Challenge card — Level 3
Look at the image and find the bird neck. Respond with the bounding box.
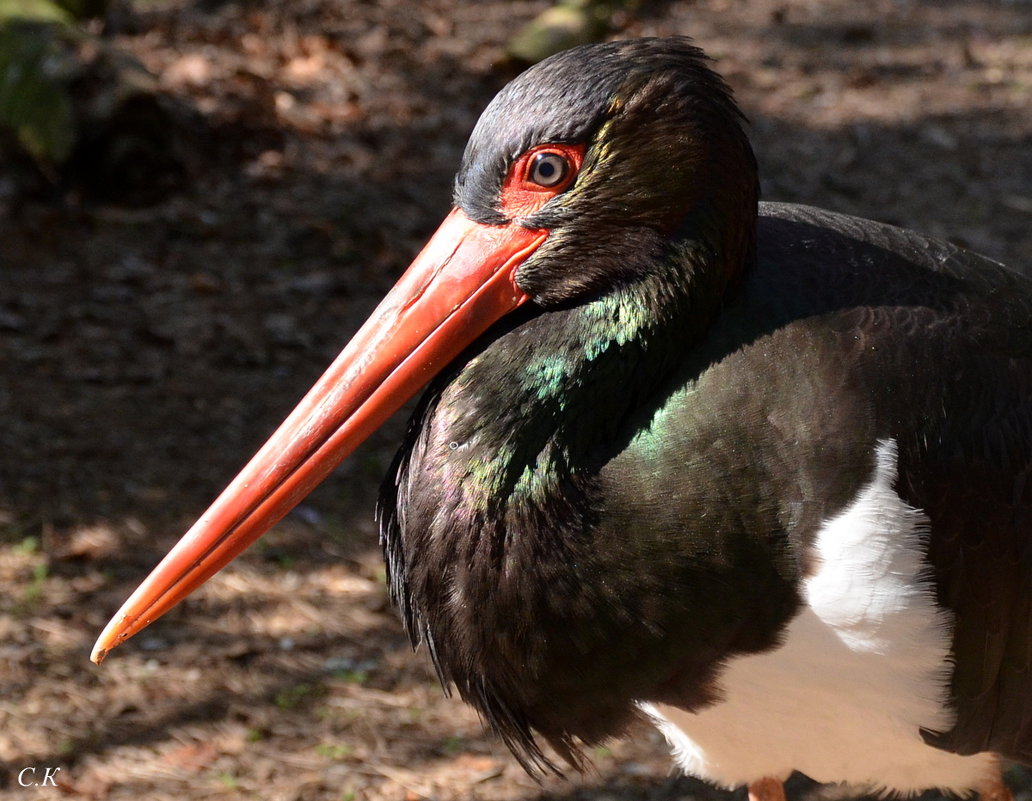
[379,236,747,771]
[458,237,729,494]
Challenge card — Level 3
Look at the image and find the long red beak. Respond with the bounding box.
[91,208,545,664]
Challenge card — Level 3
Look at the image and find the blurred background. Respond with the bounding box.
[1,0,1030,798]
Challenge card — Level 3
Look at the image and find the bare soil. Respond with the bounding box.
[1,1,1031,799]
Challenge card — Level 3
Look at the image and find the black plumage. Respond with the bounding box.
[380,198,1032,772]
[378,39,1032,782]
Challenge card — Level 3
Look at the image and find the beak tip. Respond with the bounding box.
[90,643,108,665]
[91,612,130,665]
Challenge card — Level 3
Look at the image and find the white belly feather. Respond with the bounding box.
[640,440,996,795]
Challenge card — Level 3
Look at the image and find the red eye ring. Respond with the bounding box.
[499,143,585,218]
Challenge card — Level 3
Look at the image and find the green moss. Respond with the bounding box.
[316,742,353,760]
[0,0,72,24]
[0,19,75,162]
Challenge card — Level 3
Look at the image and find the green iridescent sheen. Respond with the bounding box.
[522,351,573,399]
[582,292,651,361]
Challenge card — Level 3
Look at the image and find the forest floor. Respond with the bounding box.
[2,0,1031,799]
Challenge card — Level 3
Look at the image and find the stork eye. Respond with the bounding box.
[499,143,583,217]
[528,152,570,188]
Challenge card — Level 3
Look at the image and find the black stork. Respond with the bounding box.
[92,38,1032,801]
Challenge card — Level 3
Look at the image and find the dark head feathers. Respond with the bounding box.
[454,37,749,227]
